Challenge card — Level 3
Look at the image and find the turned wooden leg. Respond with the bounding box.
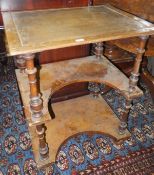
[36,124,49,160]
[119,99,132,134]
[15,55,26,73]
[24,54,43,121]
[129,35,149,92]
[88,0,93,6]
[88,42,104,97]
[23,53,49,161]
[95,42,103,59]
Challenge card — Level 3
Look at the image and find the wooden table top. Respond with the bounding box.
[2,5,154,56]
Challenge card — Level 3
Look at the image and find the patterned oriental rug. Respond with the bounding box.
[0,59,154,175]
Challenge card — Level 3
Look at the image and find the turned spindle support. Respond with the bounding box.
[119,99,132,134]
[120,35,149,134]
[129,35,149,92]
[23,53,49,161]
[88,42,104,97]
[36,124,49,160]
[15,55,26,73]
[95,42,103,59]
[88,0,93,6]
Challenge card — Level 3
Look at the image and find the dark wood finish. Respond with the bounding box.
[0,0,89,24]
[0,15,3,25]
[94,0,154,22]
[0,28,5,52]
[112,36,154,57]
[51,82,89,103]
[103,42,135,76]
[0,0,88,11]
[39,45,90,64]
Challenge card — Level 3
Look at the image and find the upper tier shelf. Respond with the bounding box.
[2,5,154,56]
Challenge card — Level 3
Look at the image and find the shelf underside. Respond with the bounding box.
[29,95,130,167]
[15,55,142,126]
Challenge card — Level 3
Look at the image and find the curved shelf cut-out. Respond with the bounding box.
[48,81,107,119]
[29,94,131,163]
[15,55,142,125]
[42,55,142,99]
[15,54,135,164]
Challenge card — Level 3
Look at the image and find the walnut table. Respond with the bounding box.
[2,5,154,168]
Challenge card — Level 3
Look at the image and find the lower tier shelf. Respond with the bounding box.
[29,95,130,167]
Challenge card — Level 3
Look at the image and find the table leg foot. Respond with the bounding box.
[23,53,49,167]
[119,99,132,135]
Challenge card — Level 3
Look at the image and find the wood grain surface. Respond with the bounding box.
[2,5,154,56]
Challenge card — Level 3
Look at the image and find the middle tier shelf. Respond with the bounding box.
[15,55,142,126]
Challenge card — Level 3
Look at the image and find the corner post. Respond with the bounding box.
[15,55,26,73]
[95,42,103,59]
[119,99,132,134]
[129,35,149,92]
[88,42,104,97]
[23,53,49,161]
